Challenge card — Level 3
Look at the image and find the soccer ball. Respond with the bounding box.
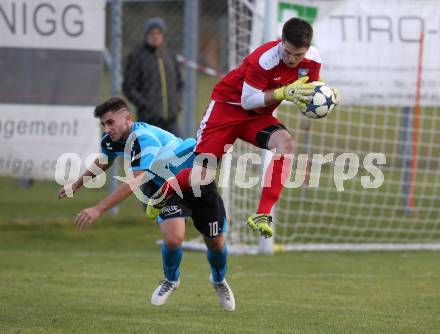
[301,82,335,119]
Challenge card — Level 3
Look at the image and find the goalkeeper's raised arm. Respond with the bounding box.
[240,76,315,111]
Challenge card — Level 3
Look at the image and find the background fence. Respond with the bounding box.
[105,0,229,136]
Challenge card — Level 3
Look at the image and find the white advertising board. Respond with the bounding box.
[0,0,105,51]
[0,104,100,179]
[276,0,440,106]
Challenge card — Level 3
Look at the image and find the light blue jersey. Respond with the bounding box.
[101,122,195,186]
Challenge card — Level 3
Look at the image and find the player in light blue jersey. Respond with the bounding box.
[58,97,235,311]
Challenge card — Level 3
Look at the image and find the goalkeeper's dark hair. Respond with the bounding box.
[282,17,313,48]
[94,97,129,118]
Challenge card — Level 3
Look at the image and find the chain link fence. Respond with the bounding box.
[105,0,229,136]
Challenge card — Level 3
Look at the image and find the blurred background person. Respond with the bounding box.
[123,17,183,136]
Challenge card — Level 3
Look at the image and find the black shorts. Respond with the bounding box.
[157,182,227,238]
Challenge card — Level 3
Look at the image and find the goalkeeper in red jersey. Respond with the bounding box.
[148,18,341,238]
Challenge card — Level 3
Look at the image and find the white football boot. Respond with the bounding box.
[151,278,180,306]
[210,275,236,311]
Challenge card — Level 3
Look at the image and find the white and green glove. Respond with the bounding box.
[332,87,342,106]
[273,76,315,109]
[319,77,342,107]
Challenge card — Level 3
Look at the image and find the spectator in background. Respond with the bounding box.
[123,17,183,136]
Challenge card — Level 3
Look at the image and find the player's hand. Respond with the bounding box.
[274,76,314,108]
[332,87,342,106]
[74,207,101,230]
[58,182,79,199]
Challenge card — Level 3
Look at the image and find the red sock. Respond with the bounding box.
[257,155,292,214]
[161,168,192,195]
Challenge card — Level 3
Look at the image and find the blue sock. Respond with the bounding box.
[207,243,228,283]
[161,241,183,282]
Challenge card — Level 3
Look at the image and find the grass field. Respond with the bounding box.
[1,220,440,334]
[1,177,440,333]
[1,71,440,333]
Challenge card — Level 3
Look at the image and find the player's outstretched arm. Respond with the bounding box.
[58,158,113,199]
[74,170,145,229]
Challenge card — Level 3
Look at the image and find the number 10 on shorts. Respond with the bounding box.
[209,221,219,237]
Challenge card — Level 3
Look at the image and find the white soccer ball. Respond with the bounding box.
[301,81,335,119]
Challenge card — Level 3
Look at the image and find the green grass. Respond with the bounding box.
[1,177,440,333]
[1,71,440,332]
[1,219,440,334]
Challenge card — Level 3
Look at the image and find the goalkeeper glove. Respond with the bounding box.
[319,78,341,106]
[319,77,342,107]
[273,76,314,109]
[332,87,341,106]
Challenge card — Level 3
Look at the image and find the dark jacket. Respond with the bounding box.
[122,44,183,127]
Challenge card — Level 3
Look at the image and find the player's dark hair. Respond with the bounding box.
[282,17,313,48]
[94,97,129,118]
